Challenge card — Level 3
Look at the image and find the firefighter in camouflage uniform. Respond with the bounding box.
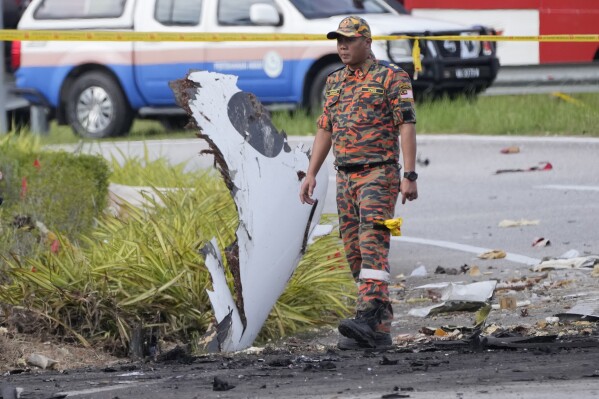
[300,16,418,350]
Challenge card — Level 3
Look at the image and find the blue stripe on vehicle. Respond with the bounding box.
[16,58,314,110]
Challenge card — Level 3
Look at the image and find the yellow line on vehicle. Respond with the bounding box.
[1,30,599,42]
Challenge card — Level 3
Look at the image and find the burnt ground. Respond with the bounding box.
[2,258,599,398]
[1,325,599,399]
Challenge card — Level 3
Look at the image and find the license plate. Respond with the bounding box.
[455,67,480,79]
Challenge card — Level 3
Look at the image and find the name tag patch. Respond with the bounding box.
[361,86,385,95]
[326,89,340,96]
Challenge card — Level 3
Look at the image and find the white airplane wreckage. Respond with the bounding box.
[171,71,328,352]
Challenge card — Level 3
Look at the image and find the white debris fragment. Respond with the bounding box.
[177,71,327,352]
[307,224,334,244]
[26,353,59,370]
[558,249,580,259]
[409,281,497,318]
[555,296,599,322]
[533,256,599,272]
[410,264,428,277]
[491,300,531,310]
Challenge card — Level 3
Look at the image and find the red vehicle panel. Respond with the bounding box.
[404,0,599,64]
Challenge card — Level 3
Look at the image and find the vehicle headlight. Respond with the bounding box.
[387,39,412,63]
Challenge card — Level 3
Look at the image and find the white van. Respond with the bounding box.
[14,0,499,138]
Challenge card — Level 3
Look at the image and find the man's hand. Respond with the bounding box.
[299,175,317,205]
[401,179,418,204]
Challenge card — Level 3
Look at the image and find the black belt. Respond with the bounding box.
[335,160,397,173]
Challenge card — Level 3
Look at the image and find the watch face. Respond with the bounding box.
[404,171,418,181]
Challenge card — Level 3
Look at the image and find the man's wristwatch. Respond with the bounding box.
[403,171,418,182]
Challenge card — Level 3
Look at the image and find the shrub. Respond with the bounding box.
[0,135,110,262]
[0,143,353,354]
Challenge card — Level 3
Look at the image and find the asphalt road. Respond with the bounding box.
[67,134,599,276]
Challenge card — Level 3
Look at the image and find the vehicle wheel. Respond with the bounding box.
[66,72,133,138]
[307,62,344,112]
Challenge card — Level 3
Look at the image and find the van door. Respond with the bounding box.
[205,0,294,105]
[133,0,206,105]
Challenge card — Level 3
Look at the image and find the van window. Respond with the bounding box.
[156,0,202,26]
[218,0,276,26]
[290,0,389,19]
[34,0,126,19]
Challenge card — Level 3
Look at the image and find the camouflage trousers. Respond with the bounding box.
[336,163,400,333]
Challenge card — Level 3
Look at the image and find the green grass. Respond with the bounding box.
[415,92,599,136]
[32,92,599,144]
[272,92,599,136]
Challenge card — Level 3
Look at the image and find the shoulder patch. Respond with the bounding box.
[377,60,404,72]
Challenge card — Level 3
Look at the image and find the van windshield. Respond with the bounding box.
[290,0,390,19]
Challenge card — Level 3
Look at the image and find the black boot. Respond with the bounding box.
[338,300,389,349]
[337,333,392,350]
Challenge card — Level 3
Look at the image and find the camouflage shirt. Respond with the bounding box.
[317,58,416,166]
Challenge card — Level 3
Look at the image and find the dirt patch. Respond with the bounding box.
[0,329,119,373]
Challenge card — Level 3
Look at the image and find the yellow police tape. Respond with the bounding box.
[2,30,596,78]
[1,30,599,42]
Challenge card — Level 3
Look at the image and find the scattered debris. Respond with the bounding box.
[474,334,558,350]
[381,393,411,399]
[478,249,507,260]
[495,273,547,292]
[434,266,458,275]
[303,361,336,372]
[495,161,553,174]
[213,376,235,391]
[498,296,517,310]
[408,281,497,317]
[380,356,399,365]
[532,237,551,247]
[555,296,599,322]
[107,183,171,217]
[171,71,328,352]
[410,265,428,277]
[492,300,531,310]
[533,256,599,272]
[435,265,474,275]
[498,219,539,228]
[26,353,59,370]
[308,224,334,244]
[559,249,580,259]
[500,145,520,154]
[416,154,430,167]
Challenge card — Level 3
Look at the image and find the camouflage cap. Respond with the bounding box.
[327,16,372,40]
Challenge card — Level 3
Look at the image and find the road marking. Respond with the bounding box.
[55,379,162,397]
[392,236,540,266]
[536,184,599,192]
